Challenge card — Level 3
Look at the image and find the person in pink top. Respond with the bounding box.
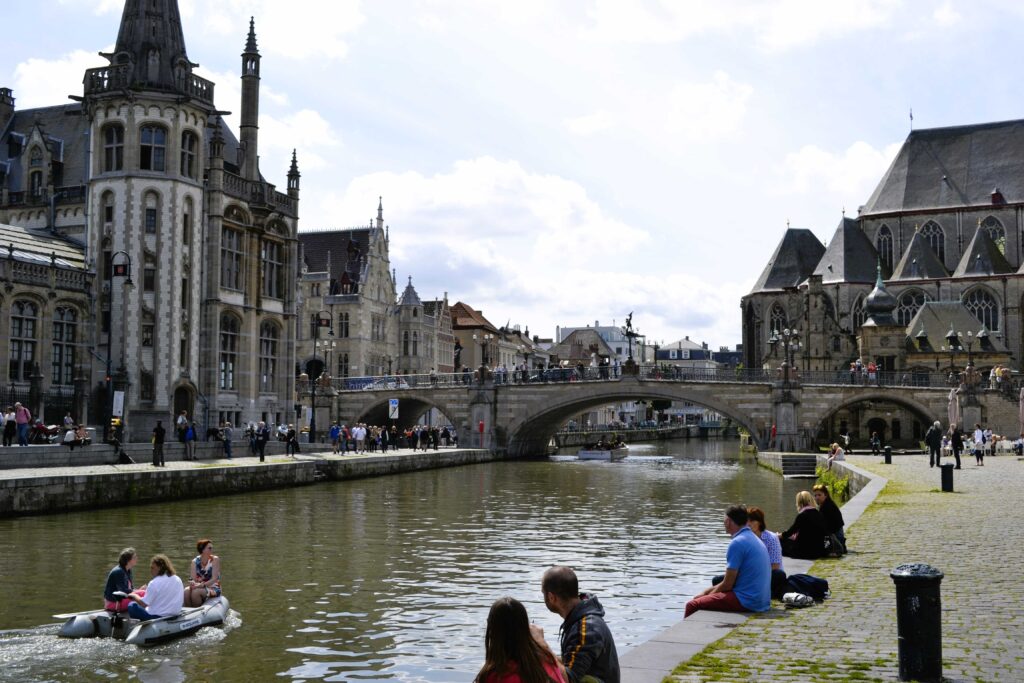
[475,597,566,683]
[14,402,32,447]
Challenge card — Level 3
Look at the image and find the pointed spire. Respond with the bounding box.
[288,149,300,177]
[376,196,384,229]
[111,0,192,94]
[245,16,259,54]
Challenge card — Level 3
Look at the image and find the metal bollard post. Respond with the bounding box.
[939,463,954,492]
[884,445,892,464]
[890,563,944,682]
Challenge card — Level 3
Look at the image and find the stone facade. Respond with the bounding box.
[0,4,300,438]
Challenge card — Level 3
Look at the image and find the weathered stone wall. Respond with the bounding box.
[0,441,290,470]
[0,461,316,517]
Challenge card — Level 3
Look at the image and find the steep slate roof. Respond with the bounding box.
[813,217,884,284]
[906,301,1007,353]
[862,119,1024,216]
[952,226,1013,277]
[0,222,86,269]
[749,228,825,293]
[298,228,373,290]
[398,277,422,306]
[889,229,950,281]
[450,301,498,333]
[0,104,88,191]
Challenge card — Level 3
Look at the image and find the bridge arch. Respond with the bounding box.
[806,390,942,445]
[505,382,766,457]
[352,393,464,432]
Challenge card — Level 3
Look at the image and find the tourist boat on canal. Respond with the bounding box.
[577,444,629,461]
[56,594,230,646]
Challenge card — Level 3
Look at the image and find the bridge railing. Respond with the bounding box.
[327,365,963,393]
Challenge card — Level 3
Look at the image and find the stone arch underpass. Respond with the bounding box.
[501,380,772,458]
[349,393,463,433]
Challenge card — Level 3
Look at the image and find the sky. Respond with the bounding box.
[5,0,1024,350]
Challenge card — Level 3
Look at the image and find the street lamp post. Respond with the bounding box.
[473,332,493,380]
[104,251,133,441]
[768,328,801,386]
[308,310,332,444]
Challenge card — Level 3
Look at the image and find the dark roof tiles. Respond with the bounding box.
[750,228,826,293]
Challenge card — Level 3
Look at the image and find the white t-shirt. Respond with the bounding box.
[143,573,184,617]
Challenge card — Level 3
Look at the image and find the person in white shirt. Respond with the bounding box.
[973,423,986,466]
[127,554,184,620]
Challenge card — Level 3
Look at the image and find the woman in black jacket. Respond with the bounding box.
[813,484,846,554]
[778,490,827,559]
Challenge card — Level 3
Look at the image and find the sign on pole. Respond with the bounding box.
[388,398,399,419]
[112,391,125,417]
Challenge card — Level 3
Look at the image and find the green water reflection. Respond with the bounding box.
[0,440,808,682]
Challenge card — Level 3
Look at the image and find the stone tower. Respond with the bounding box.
[240,17,261,181]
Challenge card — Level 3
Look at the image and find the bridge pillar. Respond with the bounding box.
[773,384,804,452]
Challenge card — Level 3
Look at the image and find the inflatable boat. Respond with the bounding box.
[578,445,628,461]
[57,595,229,646]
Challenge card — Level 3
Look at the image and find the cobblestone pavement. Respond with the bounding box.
[668,454,1024,683]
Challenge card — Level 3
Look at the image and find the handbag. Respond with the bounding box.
[824,533,846,556]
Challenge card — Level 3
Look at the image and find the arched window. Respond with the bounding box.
[412,331,419,356]
[259,322,278,392]
[982,216,1006,255]
[141,311,155,347]
[221,227,243,290]
[9,300,38,381]
[876,225,893,271]
[103,124,124,172]
[52,307,77,386]
[139,125,166,171]
[29,146,43,167]
[402,330,410,356]
[261,240,283,299]
[180,130,198,179]
[219,314,239,390]
[896,290,930,326]
[29,170,43,197]
[920,221,945,263]
[769,303,787,334]
[337,312,349,338]
[144,191,159,234]
[102,191,115,228]
[851,296,866,330]
[963,288,999,331]
[338,352,349,379]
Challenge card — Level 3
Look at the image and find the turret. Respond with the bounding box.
[0,88,14,132]
[376,196,384,230]
[110,0,193,92]
[240,17,261,180]
[287,149,300,199]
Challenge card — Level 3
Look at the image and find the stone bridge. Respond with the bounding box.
[329,370,995,456]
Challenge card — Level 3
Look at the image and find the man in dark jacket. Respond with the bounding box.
[925,420,943,467]
[535,565,619,683]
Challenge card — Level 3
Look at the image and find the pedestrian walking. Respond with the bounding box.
[223,422,233,459]
[950,425,963,469]
[1,406,15,447]
[184,422,197,461]
[152,420,166,467]
[256,421,269,462]
[15,402,32,446]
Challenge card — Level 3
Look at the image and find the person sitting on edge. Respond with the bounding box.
[538,565,620,683]
[746,506,789,600]
[685,505,770,618]
[475,596,566,683]
[778,491,827,559]
[126,554,183,621]
[103,547,138,613]
[184,538,222,607]
[826,442,845,470]
[813,484,846,555]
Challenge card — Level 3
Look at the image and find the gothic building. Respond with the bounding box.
[743,119,1024,443]
[0,1,300,437]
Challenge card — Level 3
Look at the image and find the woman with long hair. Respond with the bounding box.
[475,597,565,683]
[778,490,827,560]
[126,554,184,620]
[812,484,847,555]
[184,538,222,607]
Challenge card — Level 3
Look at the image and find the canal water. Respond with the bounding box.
[0,440,808,682]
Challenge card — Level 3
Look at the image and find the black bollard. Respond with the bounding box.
[890,563,944,682]
[884,445,892,464]
[940,463,954,492]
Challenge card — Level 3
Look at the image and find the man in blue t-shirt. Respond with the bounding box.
[685,504,771,617]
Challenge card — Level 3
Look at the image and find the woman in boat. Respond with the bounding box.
[184,538,222,607]
[777,490,827,560]
[475,596,566,683]
[126,555,183,620]
[103,547,138,612]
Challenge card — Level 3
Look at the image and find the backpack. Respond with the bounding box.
[786,573,830,601]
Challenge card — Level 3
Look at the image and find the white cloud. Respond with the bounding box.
[260,109,341,174]
[933,0,962,26]
[564,111,615,136]
[775,140,902,200]
[11,50,109,109]
[664,71,754,140]
[200,0,364,60]
[583,0,899,51]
